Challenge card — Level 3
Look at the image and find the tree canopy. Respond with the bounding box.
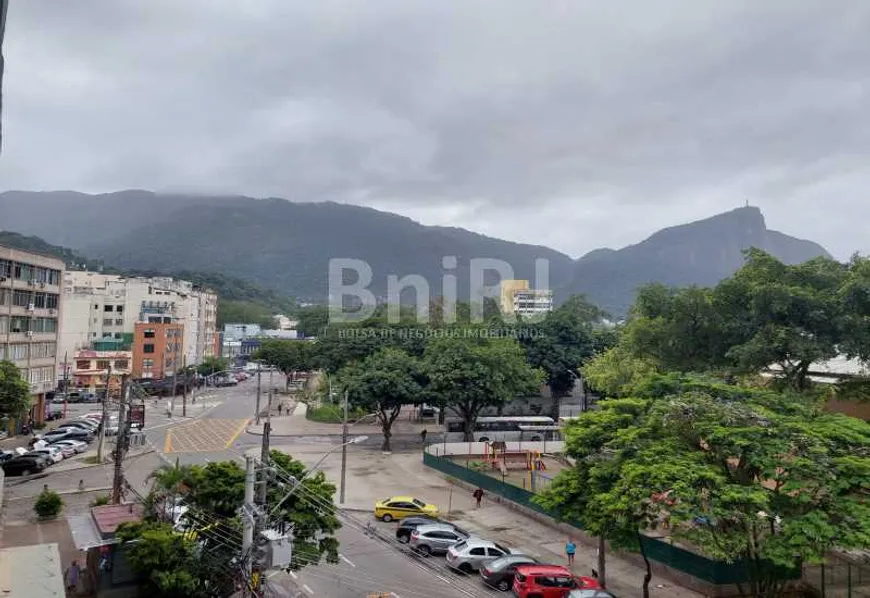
[538,374,870,598]
[0,360,30,422]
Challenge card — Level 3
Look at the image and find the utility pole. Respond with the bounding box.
[340,389,348,504]
[181,355,187,417]
[111,376,129,503]
[96,363,112,462]
[61,351,69,420]
[255,366,262,425]
[598,536,607,588]
[258,389,271,505]
[242,456,255,590]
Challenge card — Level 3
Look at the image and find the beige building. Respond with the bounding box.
[499,279,553,318]
[0,245,64,426]
[60,272,218,375]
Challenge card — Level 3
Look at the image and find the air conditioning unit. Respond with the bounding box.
[26,331,34,337]
[26,303,35,311]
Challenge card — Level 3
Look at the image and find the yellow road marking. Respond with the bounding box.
[164,429,173,453]
[226,418,251,448]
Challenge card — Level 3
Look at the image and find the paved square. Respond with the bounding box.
[164,418,249,453]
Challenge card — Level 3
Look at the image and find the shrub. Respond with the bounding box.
[34,490,64,519]
[90,494,111,507]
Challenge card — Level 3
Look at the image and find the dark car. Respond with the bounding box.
[2,454,49,476]
[480,554,539,591]
[395,515,467,543]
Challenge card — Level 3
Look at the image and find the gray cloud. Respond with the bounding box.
[1,0,868,259]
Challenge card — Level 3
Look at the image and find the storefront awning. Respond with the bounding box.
[67,514,119,551]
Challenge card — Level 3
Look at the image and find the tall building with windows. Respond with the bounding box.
[59,272,218,375]
[131,320,183,379]
[499,279,553,318]
[0,245,64,426]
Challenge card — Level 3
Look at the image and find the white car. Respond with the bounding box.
[28,447,64,464]
[83,413,104,422]
[52,439,88,454]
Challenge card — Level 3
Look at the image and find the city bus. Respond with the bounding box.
[443,416,557,442]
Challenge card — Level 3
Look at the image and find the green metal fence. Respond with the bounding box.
[423,451,798,586]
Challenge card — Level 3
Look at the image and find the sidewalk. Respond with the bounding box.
[261,443,701,598]
[246,400,431,437]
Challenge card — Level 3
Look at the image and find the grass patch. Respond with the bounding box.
[306,404,368,423]
[83,455,103,464]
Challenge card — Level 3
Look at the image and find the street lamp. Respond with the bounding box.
[269,435,369,516]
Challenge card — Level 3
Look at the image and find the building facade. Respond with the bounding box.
[0,245,64,426]
[72,349,132,396]
[499,279,553,318]
[131,321,183,379]
[60,272,218,375]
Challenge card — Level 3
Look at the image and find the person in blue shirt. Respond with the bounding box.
[565,537,576,565]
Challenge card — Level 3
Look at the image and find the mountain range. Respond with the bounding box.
[0,190,831,316]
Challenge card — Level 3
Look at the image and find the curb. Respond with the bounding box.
[6,486,112,500]
[337,506,371,514]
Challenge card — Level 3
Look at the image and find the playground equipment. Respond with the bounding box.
[485,441,548,476]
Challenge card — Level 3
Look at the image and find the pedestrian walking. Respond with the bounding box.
[420,428,427,444]
[65,560,81,594]
[565,537,576,566]
[473,487,484,508]
[277,403,283,416]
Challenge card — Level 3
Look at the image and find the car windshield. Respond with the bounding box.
[494,543,510,553]
[452,541,466,550]
[412,499,426,507]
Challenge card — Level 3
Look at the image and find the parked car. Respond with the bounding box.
[409,523,469,555]
[42,428,94,443]
[446,538,516,573]
[26,447,64,464]
[567,590,617,598]
[2,454,49,476]
[395,515,441,542]
[46,421,97,435]
[47,444,76,458]
[375,496,440,522]
[0,450,15,463]
[512,565,600,598]
[51,439,88,454]
[479,554,539,591]
[66,419,99,429]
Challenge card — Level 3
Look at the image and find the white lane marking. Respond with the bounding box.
[289,571,298,579]
[391,594,401,598]
[339,554,355,567]
[303,584,313,594]
[434,574,450,583]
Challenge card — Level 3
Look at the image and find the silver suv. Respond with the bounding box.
[408,523,469,555]
[445,537,514,573]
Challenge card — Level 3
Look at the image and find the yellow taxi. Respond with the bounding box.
[374,496,440,522]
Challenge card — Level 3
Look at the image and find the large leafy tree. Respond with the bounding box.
[256,339,314,385]
[0,360,30,422]
[539,375,870,598]
[338,348,426,451]
[116,521,235,598]
[519,296,606,417]
[424,335,544,440]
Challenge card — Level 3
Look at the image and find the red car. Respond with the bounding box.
[512,565,600,598]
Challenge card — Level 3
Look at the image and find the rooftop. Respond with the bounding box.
[92,503,144,536]
[0,543,66,597]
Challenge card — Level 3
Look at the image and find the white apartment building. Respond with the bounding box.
[513,289,554,318]
[60,272,217,374]
[1,245,65,426]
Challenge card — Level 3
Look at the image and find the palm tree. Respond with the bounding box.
[147,459,199,522]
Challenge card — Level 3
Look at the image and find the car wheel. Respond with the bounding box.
[417,545,431,556]
[459,563,473,574]
[381,513,393,522]
[397,533,410,543]
[497,580,510,591]
[479,437,489,443]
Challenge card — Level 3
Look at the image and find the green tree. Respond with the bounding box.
[116,521,234,598]
[581,345,658,398]
[296,305,330,337]
[0,360,30,422]
[519,296,607,416]
[255,339,313,385]
[539,375,870,598]
[195,356,228,376]
[34,489,64,519]
[338,348,425,451]
[424,335,544,440]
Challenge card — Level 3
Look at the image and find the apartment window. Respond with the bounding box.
[143,344,155,354]
[13,290,32,307]
[31,343,56,359]
[115,318,124,325]
[29,366,54,384]
[0,316,7,333]
[76,360,91,370]
[8,344,28,360]
[143,329,155,339]
[142,359,154,368]
[0,259,11,278]
[115,359,129,369]
[114,333,122,339]
[10,316,30,333]
[32,318,57,333]
[96,360,111,370]
[46,294,58,309]
[13,263,33,281]
[0,289,7,306]
[104,305,113,312]
[48,269,60,285]
[116,305,124,313]
[103,318,114,326]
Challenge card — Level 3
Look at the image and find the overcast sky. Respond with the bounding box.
[1,0,868,259]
